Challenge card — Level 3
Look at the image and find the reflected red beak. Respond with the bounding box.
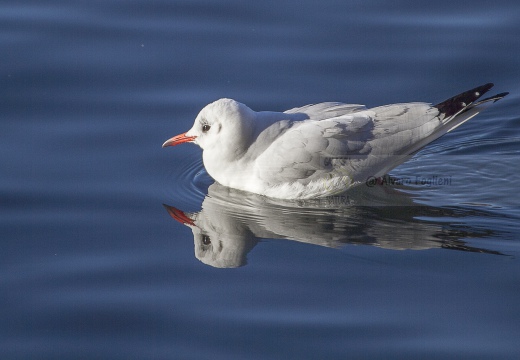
[163,204,196,226]
[162,132,196,148]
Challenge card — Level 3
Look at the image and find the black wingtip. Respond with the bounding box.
[480,82,495,92]
[476,91,509,104]
[434,83,496,117]
[492,92,509,100]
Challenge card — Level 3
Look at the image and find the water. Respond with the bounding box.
[2,0,520,358]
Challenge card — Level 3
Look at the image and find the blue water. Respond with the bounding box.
[2,0,520,358]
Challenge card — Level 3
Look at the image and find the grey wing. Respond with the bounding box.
[254,114,375,186]
[256,89,503,189]
[284,102,367,120]
[352,100,493,178]
[257,102,455,185]
[349,102,445,179]
[367,102,443,155]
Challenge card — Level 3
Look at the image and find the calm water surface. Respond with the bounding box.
[2,0,520,359]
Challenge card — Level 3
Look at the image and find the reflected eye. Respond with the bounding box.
[202,124,211,132]
[201,234,211,245]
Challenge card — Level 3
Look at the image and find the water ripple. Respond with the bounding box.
[162,152,212,210]
[417,136,520,156]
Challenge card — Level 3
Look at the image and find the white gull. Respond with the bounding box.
[163,83,508,199]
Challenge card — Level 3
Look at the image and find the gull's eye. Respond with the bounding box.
[202,124,211,132]
[201,234,211,245]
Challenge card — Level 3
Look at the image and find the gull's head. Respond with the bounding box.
[162,98,256,159]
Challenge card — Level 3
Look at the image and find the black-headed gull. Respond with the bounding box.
[163,83,507,199]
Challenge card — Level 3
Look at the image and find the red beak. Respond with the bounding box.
[162,132,196,148]
[163,204,196,226]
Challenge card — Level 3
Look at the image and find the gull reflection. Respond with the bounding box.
[165,182,503,268]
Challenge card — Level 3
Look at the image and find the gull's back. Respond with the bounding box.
[252,83,507,198]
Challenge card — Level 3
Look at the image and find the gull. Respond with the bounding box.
[163,83,507,199]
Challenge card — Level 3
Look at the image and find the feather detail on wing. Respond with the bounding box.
[254,114,374,186]
[284,102,367,120]
[256,102,451,187]
[255,85,508,197]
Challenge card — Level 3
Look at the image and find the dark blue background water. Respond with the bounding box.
[2,1,520,359]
